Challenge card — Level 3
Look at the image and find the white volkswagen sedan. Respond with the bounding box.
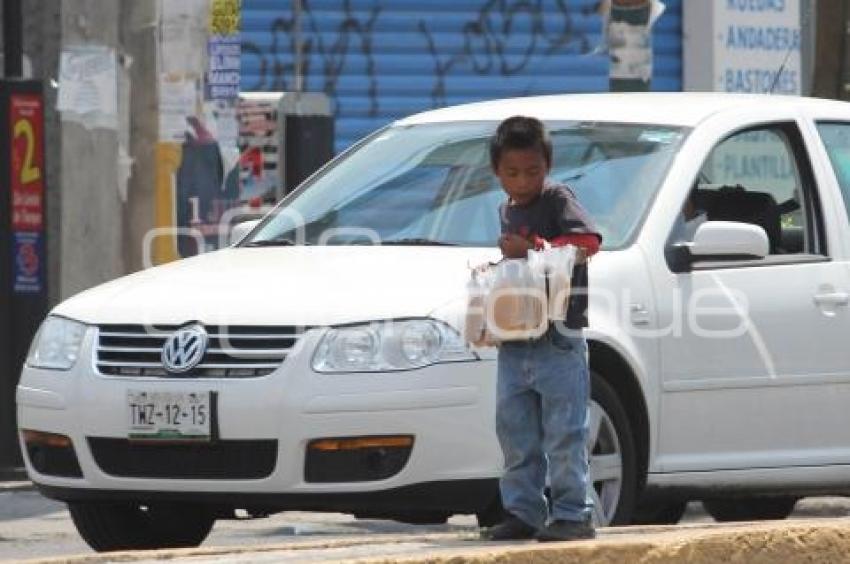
[17,93,850,551]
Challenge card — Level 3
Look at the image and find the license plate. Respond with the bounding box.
[127,390,211,440]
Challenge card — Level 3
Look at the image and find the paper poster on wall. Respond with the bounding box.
[57,45,118,129]
[203,101,240,182]
[714,0,801,95]
[172,114,240,257]
[209,0,241,36]
[206,35,241,101]
[160,0,208,75]
[236,98,280,202]
[159,78,198,142]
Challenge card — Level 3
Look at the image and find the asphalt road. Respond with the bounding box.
[2,487,850,563]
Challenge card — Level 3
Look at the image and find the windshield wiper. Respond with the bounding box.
[243,238,305,247]
[378,238,458,246]
[562,160,605,182]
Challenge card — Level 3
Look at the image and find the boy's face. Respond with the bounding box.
[493,148,549,205]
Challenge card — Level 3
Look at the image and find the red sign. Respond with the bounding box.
[10,94,45,232]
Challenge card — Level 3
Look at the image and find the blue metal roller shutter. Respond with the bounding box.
[241,0,682,153]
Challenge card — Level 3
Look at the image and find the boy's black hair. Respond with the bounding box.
[489,115,552,169]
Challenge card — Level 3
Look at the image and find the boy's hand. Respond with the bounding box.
[499,233,531,259]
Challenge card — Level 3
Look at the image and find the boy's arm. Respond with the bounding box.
[500,233,599,261]
[532,234,600,256]
[530,234,598,264]
[549,185,602,262]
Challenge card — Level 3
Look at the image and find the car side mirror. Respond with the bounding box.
[230,219,261,246]
[685,221,769,261]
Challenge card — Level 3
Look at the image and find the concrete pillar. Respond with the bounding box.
[59,1,124,299]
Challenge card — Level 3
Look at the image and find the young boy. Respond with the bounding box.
[484,116,602,542]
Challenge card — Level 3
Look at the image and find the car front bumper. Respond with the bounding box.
[17,328,501,513]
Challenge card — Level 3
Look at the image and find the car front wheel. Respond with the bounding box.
[68,501,216,552]
[588,371,637,526]
[702,497,798,522]
[631,500,688,525]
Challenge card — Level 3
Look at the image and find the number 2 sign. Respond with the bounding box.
[10,94,44,232]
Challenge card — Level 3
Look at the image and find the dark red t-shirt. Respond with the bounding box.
[499,181,602,329]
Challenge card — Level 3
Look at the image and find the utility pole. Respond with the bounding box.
[811,0,849,100]
[121,0,159,273]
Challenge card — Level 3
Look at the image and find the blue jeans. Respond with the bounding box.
[496,325,592,528]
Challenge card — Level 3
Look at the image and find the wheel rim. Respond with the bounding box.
[587,399,623,527]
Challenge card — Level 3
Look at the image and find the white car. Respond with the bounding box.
[17,93,850,551]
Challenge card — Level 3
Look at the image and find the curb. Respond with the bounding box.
[373,519,850,564]
[18,518,850,564]
[0,480,33,492]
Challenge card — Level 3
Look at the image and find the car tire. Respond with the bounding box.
[589,371,638,526]
[702,497,797,522]
[68,501,215,552]
[475,496,504,528]
[630,500,688,525]
[390,512,452,525]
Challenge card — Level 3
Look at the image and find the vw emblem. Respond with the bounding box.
[161,324,208,373]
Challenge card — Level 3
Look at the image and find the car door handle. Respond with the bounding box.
[630,303,651,325]
[813,292,850,306]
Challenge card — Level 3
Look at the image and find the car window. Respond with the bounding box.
[679,125,816,256]
[249,121,687,249]
[815,122,850,226]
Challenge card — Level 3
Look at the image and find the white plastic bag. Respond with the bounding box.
[539,245,577,320]
[463,247,575,346]
[463,264,494,347]
[486,258,548,341]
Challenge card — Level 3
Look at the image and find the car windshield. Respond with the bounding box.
[245,121,687,249]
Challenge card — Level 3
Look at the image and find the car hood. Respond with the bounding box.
[52,246,504,327]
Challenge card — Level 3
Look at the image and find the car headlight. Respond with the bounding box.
[26,316,88,371]
[312,319,477,373]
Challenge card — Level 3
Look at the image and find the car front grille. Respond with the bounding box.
[87,437,277,479]
[95,324,301,378]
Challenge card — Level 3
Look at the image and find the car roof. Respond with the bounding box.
[395,92,850,128]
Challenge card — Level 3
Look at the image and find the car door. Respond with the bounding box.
[653,120,850,473]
